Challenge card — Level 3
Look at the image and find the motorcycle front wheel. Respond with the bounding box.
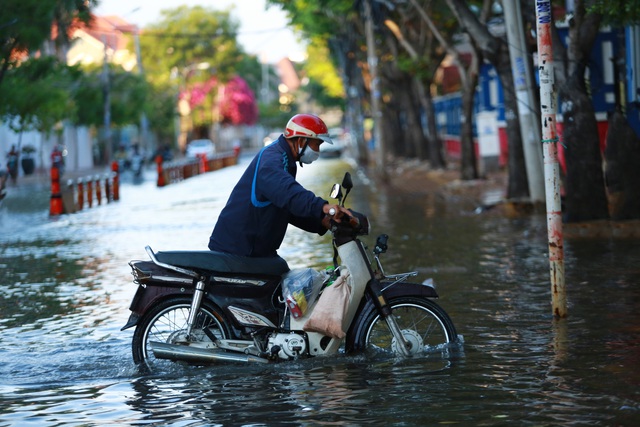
[349,297,458,357]
[131,297,230,366]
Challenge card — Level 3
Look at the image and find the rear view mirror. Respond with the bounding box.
[330,183,342,202]
[341,172,353,190]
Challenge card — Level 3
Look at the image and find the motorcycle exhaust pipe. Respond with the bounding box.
[150,341,269,364]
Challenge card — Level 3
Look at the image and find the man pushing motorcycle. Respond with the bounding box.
[125,112,458,366]
[208,113,351,259]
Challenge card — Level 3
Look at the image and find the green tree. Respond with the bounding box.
[0,0,96,88]
[73,64,149,127]
[139,6,243,86]
[0,57,80,166]
[589,0,640,25]
[269,0,370,164]
[138,5,260,141]
[0,57,79,136]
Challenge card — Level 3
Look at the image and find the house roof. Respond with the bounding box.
[79,15,136,52]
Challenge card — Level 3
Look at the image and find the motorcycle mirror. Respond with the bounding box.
[341,172,353,190]
[341,172,352,206]
[330,183,343,202]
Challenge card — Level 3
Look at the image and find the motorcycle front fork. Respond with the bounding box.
[368,279,412,357]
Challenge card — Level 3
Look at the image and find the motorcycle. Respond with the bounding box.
[122,172,458,367]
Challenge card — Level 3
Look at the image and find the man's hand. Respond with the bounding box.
[322,204,352,229]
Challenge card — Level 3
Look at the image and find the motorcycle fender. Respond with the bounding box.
[345,281,439,342]
[120,284,193,331]
[380,281,439,299]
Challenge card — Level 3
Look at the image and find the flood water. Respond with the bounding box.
[1,154,639,426]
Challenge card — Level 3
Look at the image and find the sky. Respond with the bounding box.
[93,0,306,64]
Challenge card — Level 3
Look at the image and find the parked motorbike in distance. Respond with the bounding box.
[122,172,459,369]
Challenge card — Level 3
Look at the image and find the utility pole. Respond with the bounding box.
[535,0,566,318]
[133,26,150,155]
[261,53,270,104]
[363,0,387,178]
[102,36,112,163]
[503,0,545,203]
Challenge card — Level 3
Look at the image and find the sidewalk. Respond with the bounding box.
[385,158,640,238]
[5,165,117,190]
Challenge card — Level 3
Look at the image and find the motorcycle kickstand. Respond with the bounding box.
[185,278,206,339]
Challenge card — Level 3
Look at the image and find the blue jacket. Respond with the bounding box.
[208,136,327,257]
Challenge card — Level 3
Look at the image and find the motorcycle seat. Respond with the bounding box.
[155,250,290,277]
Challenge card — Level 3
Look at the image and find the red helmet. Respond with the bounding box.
[284,114,333,144]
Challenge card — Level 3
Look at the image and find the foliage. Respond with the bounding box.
[219,76,258,125]
[588,0,640,26]
[139,6,243,87]
[305,39,344,99]
[233,53,266,101]
[0,0,97,88]
[138,5,261,129]
[0,57,80,134]
[146,81,178,146]
[268,0,354,111]
[259,102,297,130]
[109,70,149,127]
[71,64,150,128]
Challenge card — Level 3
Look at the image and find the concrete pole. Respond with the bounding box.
[504,0,545,203]
[535,0,567,318]
[102,36,112,163]
[133,29,150,156]
[363,0,387,178]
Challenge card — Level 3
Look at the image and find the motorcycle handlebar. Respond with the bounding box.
[329,209,369,238]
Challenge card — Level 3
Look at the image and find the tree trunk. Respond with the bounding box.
[558,75,609,222]
[604,110,640,219]
[381,65,429,160]
[419,81,446,169]
[406,78,428,160]
[414,79,446,168]
[460,75,479,180]
[381,102,402,159]
[329,38,369,167]
[554,1,609,222]
[496,64,529,199]
[446,0,526,186]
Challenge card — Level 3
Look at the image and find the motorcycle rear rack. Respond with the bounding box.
[146,246,200,279]
[129,260,194,285]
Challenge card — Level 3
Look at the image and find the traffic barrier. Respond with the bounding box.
[50,167,120,216]
[77,179,84,211]
[95,175,102,205]
[156,155,166,187]
[111,161,120,201]
[49,166,63,216]
[156,151,237,187]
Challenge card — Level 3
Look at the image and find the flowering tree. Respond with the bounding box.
[181,75,258,127]
[219,76,258,126]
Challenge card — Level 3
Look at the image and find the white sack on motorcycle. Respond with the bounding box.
[303,270,352,339]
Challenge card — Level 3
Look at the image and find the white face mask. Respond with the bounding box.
[298,142,320,164]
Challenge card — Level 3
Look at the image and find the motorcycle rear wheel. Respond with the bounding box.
[350,297,457,357]
[132,297,229,366]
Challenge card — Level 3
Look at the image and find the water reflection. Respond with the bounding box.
[0,157,639,425]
